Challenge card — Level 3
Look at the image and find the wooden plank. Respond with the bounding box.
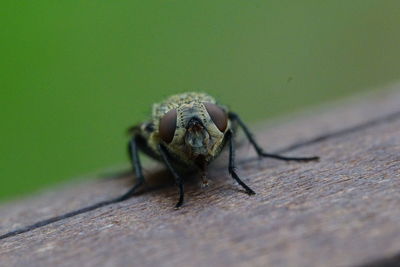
[0,84,400,267]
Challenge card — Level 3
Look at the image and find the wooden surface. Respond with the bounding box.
[1,85,400,267]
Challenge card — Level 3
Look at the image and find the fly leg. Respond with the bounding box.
[227,130,256,195]
[228,112,319,162]
[159,145,185,208]
[115,135,145,201]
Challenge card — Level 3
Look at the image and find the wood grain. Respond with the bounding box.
[1,84,400,267]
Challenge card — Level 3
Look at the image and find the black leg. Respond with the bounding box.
[227,130,256,195]
[159,145,185,208]
[229,112,319,162]
[115,136,145,201]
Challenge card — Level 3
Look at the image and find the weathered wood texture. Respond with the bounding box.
[1,85,400,267]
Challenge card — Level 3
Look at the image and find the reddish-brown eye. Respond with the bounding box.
[159,109,177,143]
[204,103,228,132]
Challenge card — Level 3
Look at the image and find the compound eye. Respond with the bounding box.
[159,109,177,143]
[204,103,228,132]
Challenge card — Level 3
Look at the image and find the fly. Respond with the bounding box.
[119,92,318,208]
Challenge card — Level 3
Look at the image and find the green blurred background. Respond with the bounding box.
[1,1,400,201]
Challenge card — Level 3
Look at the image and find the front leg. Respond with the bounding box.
[227,130,256,195]
[158,145,185,208]
[228,112,319,162]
